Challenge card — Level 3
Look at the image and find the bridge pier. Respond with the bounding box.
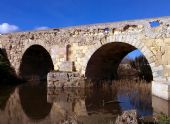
[47,71,85,88]
[152,95,170,115]
[152,81,170,100]
[47,61,85,88]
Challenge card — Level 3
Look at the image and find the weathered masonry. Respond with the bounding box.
[0,17,170,100]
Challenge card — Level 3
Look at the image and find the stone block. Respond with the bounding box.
[155,39,164,46]
[47,71,85,88]
[152,81,170,100]
[59,61,73,72]
[152,95,170,116]
[152,65,163,72]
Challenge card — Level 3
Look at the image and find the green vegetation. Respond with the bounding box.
[0,53,11,75]
[156,114,170,124]
[118,55,153,82]
[129,55,153,82]
[0,52,19,84]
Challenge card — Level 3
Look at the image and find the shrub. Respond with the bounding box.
[157,114,170,124]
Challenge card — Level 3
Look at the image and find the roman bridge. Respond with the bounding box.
[0,16,170,100]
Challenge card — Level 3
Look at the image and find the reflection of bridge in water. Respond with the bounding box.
[0,82,169,124]
[0,83,119,124]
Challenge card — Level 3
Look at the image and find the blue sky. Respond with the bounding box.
[0,0,170,31]
[127,50,142,59]
[0,0,169,58]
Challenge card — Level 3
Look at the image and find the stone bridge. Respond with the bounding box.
[0,16,170,100]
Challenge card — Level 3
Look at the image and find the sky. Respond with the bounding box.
[0,0,170,57]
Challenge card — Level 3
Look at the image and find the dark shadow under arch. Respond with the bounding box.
[19,45,54,81]
[85,42,153,82]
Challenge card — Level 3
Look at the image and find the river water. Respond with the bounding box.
[0,81,168,124]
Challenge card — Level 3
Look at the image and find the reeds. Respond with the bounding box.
[111,79,152,111]
[85,79,152,112]
[111,79,151,93]
[85,79,151,92]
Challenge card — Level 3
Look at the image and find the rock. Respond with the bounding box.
[115,110,138,124]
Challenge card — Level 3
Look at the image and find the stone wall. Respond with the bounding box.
[0,17,170,98]
[47,71,85,88]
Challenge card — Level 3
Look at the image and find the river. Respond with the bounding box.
[0,80,168,124]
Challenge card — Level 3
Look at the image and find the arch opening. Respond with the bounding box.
[85,42,153,83]
[19,45,54,81]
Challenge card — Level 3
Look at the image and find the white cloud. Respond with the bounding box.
[35,26,49,30]
[0,23,19,34]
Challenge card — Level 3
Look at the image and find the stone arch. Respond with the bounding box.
[22,41,51,60]
[19,44,54,80]
[83,36,158,81]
